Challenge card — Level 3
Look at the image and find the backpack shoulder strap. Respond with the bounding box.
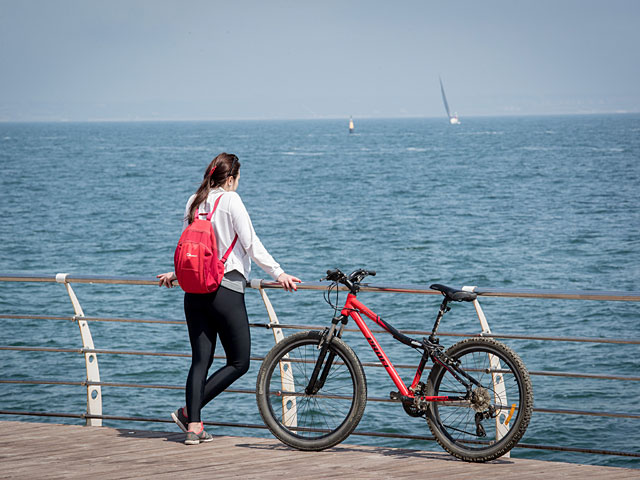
[205,193,225,221]
[221,234,239,263]
[205,192,238,262]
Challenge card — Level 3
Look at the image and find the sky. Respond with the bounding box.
[1,0,639,121]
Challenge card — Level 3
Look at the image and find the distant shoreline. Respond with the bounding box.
[1,111,639,124]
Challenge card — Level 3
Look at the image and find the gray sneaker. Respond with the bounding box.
[171,407,189,433]
[184,426,213,445]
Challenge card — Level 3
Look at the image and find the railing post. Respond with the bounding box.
[56,273,102,426]
[463,286,510,457]
[253,280,297,428]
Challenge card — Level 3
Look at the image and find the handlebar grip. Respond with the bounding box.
[324,268,343,282]
[368,270,376,276]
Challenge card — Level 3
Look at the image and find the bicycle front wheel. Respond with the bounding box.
[256,330,367,451]
[426,337,533,462]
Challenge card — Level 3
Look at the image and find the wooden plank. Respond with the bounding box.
[0,421,638,479]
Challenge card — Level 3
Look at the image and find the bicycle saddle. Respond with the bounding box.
[430,284,477,302]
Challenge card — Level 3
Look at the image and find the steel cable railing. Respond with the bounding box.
[2,314,639,383]
[2,376,640,422]
[1,273,639,459]
[1,342,639,383]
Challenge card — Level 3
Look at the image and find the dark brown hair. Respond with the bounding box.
[187,153,241,224]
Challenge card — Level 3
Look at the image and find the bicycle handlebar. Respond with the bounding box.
[323,268,376,291]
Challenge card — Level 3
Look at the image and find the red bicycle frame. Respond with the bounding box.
[340,293,455,402]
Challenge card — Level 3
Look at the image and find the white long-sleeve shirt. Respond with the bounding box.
[183,188,284,282]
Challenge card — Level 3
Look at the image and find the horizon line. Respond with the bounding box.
[1,110,639,124]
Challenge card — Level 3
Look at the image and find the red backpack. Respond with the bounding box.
[174,194,238,294]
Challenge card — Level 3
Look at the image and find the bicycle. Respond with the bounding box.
[256,268,533,462]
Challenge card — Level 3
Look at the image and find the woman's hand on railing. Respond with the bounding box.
[277,272,301,292]
[157,271,177,288]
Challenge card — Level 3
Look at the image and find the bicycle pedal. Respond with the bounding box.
[389,391,402,401]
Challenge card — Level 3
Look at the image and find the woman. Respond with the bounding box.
[158,153,300,445]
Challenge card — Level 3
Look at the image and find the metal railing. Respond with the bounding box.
[1,272,639,460]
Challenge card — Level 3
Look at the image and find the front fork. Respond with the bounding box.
[305,315,347,395]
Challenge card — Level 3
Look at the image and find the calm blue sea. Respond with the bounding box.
[1,115,639,468]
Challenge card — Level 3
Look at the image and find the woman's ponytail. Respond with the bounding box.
[186,153,241,224]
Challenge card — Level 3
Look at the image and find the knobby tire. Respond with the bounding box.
[426,337,533,462]
[256,331,367,451]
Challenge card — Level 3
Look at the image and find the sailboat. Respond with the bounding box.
[349,116,354,134]
[439,77,460,125]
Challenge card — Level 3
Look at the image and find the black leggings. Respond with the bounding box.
[183,287,250,423]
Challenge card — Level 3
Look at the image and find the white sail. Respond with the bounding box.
[439,77,460,124]
[439,77,451,118]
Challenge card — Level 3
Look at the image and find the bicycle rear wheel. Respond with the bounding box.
[426,337,533,462]
[256,330,367,451]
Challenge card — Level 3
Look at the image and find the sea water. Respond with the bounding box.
[0,115,638,468]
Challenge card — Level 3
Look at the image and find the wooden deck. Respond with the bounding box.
[0,421,637,479]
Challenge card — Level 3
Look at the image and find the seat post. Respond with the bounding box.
[429,297,450,342]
